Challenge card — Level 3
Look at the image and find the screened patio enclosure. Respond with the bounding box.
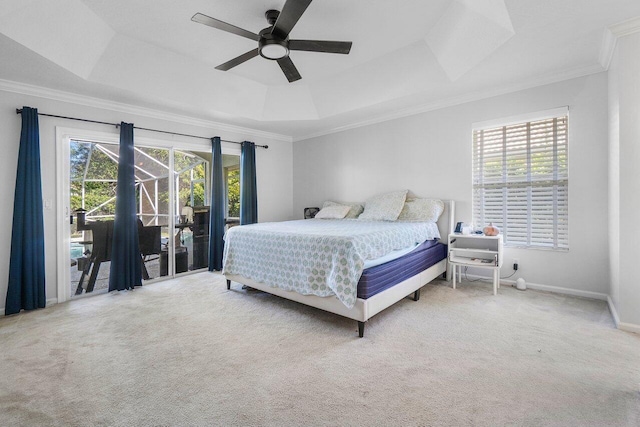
[70,140,209,226]
[69,139,213,294]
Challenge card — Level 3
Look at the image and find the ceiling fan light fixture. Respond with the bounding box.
[259,39,289,60]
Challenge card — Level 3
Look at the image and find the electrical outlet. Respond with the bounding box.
[513,258,519,271]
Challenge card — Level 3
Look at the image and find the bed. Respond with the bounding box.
[223,199,454,337]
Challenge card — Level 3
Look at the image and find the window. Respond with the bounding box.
[472,111,568,250]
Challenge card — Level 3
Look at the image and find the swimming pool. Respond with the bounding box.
[70,242,85,259]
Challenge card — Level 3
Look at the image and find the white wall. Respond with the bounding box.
[608,32,640,330]
[294,73,610,297]
[0,88,293,313]
[608,46,621,318]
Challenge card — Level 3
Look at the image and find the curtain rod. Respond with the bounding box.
[15,108,268,149]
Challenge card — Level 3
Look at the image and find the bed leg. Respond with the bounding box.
[358,321,365,338]
[413,288,421,301]
[226,279,231,290]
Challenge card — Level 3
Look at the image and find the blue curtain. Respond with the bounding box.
[240,141,258,225]
[5,107,46,315]
[208,137,225,271]
[108,122,142,291]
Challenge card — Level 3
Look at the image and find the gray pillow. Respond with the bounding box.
[315,204,351,219]
[358,190,408,221]
[397,198,444,222]
[323,201,364,219]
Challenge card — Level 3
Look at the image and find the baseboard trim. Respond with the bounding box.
[607,296,620,328]
[0,298,58,317]
[607,298,640,333]
[518,281,608,301]
[460,273,609,300]
[618,322,640,334]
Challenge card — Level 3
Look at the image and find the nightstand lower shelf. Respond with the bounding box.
[450,262,500,295]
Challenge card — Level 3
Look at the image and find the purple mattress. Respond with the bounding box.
[357,240,447,299]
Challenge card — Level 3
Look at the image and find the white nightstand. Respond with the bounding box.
[448,233,503,295]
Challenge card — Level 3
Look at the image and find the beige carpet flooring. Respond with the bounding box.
[1,272,639,426]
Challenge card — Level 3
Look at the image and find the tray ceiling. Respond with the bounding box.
[1,0,639,140]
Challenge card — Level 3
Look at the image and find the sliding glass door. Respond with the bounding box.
[173,150,209,273]
[68,140,215,297]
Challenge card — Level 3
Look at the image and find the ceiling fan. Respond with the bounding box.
[191,0,352,83]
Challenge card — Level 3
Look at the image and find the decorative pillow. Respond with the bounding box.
[397,198,444,222]
[314,204,351,219]
[323,200,364,219]
[358,190,408,221]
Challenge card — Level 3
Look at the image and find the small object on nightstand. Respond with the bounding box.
[483,222,500,236]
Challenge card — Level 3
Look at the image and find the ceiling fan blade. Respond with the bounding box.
[289,40,352,54]
[277,56,302,82]
[215,49,259,71]
[271,0,313,40]
[192,13,260,42]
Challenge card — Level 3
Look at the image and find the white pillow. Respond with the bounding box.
[314,204,351,219]
[358,190,408,221]
[397,198,444,222]
[323,201,364,219]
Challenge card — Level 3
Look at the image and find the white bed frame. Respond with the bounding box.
[225,200,455,337]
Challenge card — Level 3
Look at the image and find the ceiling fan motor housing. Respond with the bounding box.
[259,11,289,60]
[265,9,280,25]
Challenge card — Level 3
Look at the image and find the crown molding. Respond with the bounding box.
[293,63,604,142]
[609,16,640,38]
[598,17,640,70]
[598,28,617,70]
[0,79,292,143]
[0,59,608,145]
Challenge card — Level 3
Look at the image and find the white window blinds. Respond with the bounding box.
[472,114,568,250]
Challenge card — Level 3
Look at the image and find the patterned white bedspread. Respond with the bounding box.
[222,219,440,308]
